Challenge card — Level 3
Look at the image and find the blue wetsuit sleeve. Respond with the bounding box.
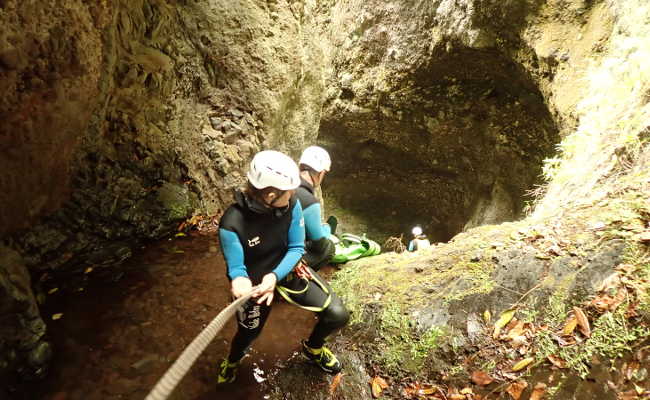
[302,203,329,240]
[408,240,415,252]
[219,228,249,280]
[272,200,306,280]
[321,221,331,238]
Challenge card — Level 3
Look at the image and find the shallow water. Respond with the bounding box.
[19,232,317,400]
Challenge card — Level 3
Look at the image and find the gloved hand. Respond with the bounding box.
[326,215,338,235]
[231,277,253,298]
[254,273,277,306]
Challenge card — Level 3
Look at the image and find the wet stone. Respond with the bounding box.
[27,342,52,368]
[223,131,239,145]
[466,313,483,343]
[209,116,226,131]
[228,107,244,118]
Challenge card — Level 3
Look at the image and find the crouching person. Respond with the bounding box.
[296,146,337,271]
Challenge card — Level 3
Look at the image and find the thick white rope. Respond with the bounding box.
[144,291,257,400]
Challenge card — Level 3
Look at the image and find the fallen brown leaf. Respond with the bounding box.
[370,376,387,398]
[625,302,640,319]
[617,389,639,400]
[624,361,640,381]
[505,317,520,331]
[547,354,567,369]
[471,370,494,386]
[553,333,577,347]
[330,373,344,396]
[616,263,637,274]
[573,307,591,337]
[591,289,626,313]
[507,321,525,340]
[460,387,473,395]
[403,383,439,398]
[530,382,547,400]
[506,380,528,400]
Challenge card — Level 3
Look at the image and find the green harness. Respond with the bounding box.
[276,272,332,312]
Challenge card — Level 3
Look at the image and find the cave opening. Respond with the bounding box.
[319,47,559,244]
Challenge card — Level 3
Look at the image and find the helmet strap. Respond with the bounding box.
[243,192,272,214]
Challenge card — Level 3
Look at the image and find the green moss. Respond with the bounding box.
[543,272,575,325]
[536,306,650,378]
[440,260,495,305]
[329,263,365,324]
[376,303,444,374]
[621,243,650,320]
[533,238,650,378]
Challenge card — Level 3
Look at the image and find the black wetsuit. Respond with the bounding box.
[295,178,335,271]
[218,191,349,362]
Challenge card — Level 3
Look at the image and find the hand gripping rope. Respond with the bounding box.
[144,289,258,400]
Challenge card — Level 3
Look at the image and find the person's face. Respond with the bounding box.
[265,189,294,208]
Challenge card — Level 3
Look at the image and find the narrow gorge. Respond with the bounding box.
[1,0,648,399]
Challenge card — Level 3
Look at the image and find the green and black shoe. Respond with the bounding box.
[302,341,342,374]
[217,358,240,384]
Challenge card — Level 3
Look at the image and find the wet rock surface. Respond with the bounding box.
[268,218,647,399]
[314,0,562,241]
[1,0,648,397]
[2,0,326,380]
[0,0,105,238]
[9,234,318,400]
[0,246,50,386]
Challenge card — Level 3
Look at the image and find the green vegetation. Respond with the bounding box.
[535,305,650,378]
[622,243,650,319]
[377,303,444,373]
[440,260,495,305]
[329,262,365,324]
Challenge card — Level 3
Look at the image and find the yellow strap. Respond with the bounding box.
[276,274,331,312]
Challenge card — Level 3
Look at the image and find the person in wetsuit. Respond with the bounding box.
[295,146,336,271]
[217,150,349,384]
[408,226,431,252]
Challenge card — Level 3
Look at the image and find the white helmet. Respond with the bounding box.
[299,146,331,172]
[412,226,423,236]
[247,150,300,190]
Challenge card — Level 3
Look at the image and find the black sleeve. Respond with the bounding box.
[303,237,335,272]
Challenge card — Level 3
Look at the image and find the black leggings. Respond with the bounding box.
[228,267,349,362]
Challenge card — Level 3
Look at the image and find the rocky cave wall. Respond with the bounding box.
[0,0,326,382]
[315,0,614,242]
[270,0,650,397]
[0,0,639,388]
